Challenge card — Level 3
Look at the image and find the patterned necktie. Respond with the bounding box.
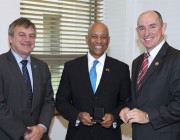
[21,60,33,104]
[137,52,150,90]
[90,60,99,93]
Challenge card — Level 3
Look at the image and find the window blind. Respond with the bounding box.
[20,0,104,97]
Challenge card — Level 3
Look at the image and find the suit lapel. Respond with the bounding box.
[139,42,169,91]
[79,56,94,94]
[6,51,28,97]
[96,56,111,95]
[30,57,41,110]
[133,54,144,95]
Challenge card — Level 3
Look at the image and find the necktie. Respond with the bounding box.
[90,60,99,93]
[137,52,150,90]
[21,60,33,104]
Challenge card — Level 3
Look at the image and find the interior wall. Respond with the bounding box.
[0,0,20,53]
[1,0,180,140]
[140,0,180,50]
[105,0,180,67]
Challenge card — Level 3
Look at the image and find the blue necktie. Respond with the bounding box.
[21,60,33,104]
[90,60,99,93]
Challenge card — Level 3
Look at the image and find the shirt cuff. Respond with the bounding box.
[38,124,47,133]
[112,122,117,128]
[75,120,80,127]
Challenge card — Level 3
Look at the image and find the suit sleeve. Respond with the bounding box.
[55,62,80,126]
[38,63,55,131]
[149,54,180,129]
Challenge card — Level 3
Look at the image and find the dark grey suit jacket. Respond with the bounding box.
[131,42,180,140]
[0,50,54,140]
[56,55,131,140]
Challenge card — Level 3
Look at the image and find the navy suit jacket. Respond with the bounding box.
[0,50,55,140]
[56,55,131,140]
[131,42,180,140]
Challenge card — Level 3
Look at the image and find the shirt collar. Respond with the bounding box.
[146,40,165,60]
[11,49,31,64]
[88,52,106,66]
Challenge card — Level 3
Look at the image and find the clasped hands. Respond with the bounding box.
[78,112,114,128]
[119,107,149,124]
[24,125,45,140]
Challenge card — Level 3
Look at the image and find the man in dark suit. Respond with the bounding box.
[55,22,131,140]
[120,10,180,140]
[0,17,54,140]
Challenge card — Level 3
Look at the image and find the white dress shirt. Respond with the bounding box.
[88,52,106,92]
[147,40,165,67]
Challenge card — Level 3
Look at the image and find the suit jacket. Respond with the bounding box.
[56,55,131,140]
[0,50,55,140]
[131,42,180,140]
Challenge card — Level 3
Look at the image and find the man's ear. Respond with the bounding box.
[162,23,167,34]
[107,36,110,46]
[8,35,13,44]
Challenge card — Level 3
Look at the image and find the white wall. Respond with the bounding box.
[1,1,180,140]
[0,0,20,53]
[105,0,180,67]
[140,0,180,50]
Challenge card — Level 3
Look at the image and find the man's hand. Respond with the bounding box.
[24,125,45,140]
[126,108,149,124]
[78,112,95,126]
[119,107,130,123]
[100,113,114,128]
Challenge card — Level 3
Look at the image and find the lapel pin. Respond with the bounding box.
[155,61,159,66]
[34,65,37,68]
[106,68,110,72]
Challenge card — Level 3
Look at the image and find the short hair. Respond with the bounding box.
[8,17,36,37]
[153,10,164,25]
[88,22,109,36]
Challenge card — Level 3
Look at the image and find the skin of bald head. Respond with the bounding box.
[136,10,167,52]
[86,22,110,59]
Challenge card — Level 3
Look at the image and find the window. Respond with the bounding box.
[20,0,104,97]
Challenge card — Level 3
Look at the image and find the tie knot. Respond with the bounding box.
[92,60,99,68]
[144,52,150,58]
[21,60,28,66]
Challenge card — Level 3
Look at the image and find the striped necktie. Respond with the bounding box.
[21,60,33,104]
[137,52,150,90]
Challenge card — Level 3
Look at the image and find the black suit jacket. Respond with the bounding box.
[56,55,131,140]
[131,42,180,140]
[0,50,55,140]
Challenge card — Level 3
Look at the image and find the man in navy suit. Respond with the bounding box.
[0,17,54,140]
[120,10,180,140]
[55,22,131,140]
